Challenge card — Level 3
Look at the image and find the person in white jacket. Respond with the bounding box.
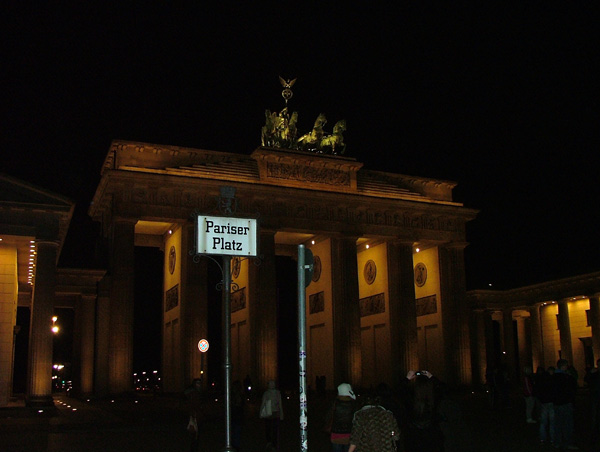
[260,380,284,450]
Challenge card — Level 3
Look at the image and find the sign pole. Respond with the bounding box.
[192,186,259,452]
[222,256,234,452]
[298,245,309,452]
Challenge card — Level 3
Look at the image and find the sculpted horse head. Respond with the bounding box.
[297,113,327,149]
[320,119,347,154]
[261,110,277,146]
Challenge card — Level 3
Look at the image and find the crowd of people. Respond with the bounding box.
[489,357,600,451]
[323,372,449,452]
[182,358,600,452]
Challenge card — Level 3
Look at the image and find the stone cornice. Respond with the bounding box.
[56,268,106,296]
[96,141,473,207]
[467,271,600,309]
[92,171,473,240]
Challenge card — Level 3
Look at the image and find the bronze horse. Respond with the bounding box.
[320,119,346,154]
[297,113,327,150]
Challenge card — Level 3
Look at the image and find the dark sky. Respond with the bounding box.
[2,4,598,290]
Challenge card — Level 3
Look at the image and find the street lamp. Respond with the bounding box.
[51,316,59,334]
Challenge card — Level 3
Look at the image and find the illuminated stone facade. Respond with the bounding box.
[1,139,480,404]
[468,272,600,386]
[89,141,477,392]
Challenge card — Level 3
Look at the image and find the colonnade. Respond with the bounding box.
[471,294,600,386]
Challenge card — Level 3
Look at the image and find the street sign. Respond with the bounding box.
[196,215,258,257]
[198,339,209,353]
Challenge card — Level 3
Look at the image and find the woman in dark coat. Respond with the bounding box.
[325,383,357,452]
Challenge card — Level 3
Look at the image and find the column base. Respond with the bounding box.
[25,394,54,407]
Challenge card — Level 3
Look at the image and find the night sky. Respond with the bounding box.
[3,4,599,291]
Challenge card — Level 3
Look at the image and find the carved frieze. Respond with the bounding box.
[416,295,437,317]
[309,291,325,314]
[114,183,464,236]
[266,162,351,186]
[231,287,246,313]
[360,293,386,317]
[165,285,179,312]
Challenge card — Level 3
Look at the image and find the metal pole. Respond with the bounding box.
[298,245,308,452]
[222,256,234,452]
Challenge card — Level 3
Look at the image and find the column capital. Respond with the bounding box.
[112,217,137,225]
[34,240,60,248]
[388,238,415,246]
[441,241,469,250]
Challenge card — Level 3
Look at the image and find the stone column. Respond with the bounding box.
[94,276,110,395]
[529,304,543,370]
[26,241,58,406]
[557,299,574,365]
[518,316,533,371]
[387,240,418,385]
[248,231,278,390]
[0,244,17,407]
[470,309,488,387]
[439,245,472,386]
[76,294,96,396]
[330,236,362,387]
[484,311,496,373]
[501,308,516,379]
[181,223,208,387]
[108,220,135,393]
[589,294,600,363]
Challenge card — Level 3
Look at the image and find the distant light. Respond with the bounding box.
[502,351,506,355]
[311,240,315,245]
[38,409,44,413]
[168,229,173,235]
[52,326,59,334]
[488,283,493,287]
[415,248,420,253]
[72,408,77,411]
[365,244,369,249]
[52,316,58,322]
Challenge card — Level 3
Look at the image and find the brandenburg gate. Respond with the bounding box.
[87,130,477,394]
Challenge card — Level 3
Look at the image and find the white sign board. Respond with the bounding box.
[196,215,258,257]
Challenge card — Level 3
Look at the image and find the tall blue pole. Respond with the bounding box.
[298,245,308,452]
